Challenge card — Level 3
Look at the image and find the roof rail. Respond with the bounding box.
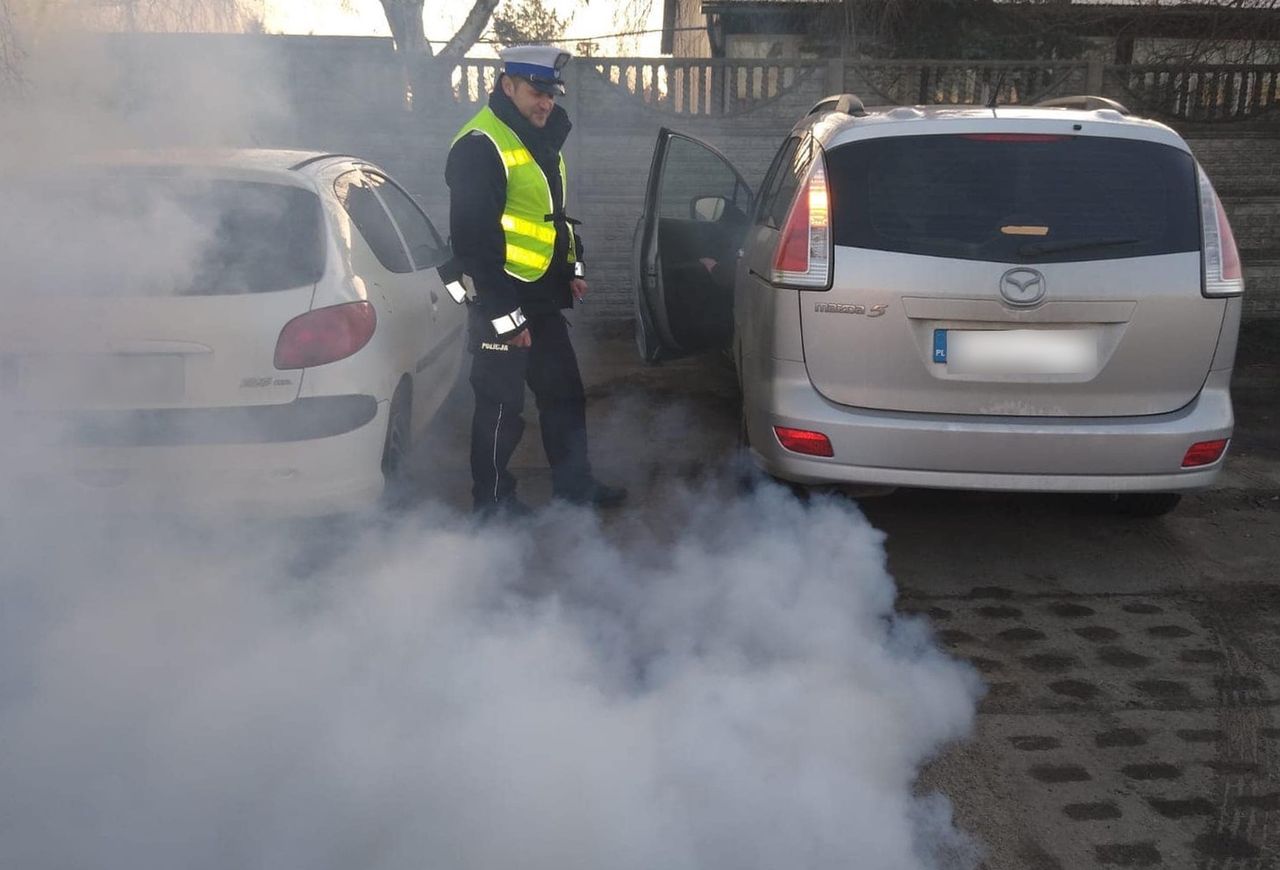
[1032,95,1131,115]
[807,93,868,118]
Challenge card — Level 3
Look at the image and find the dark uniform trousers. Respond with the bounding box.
[468,306,592,507]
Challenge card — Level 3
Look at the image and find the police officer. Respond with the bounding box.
[446,45,626,517]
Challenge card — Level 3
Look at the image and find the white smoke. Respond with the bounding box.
[0,484,981,870]
[0,13,984,870]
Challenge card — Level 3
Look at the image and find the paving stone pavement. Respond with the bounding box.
[407,319,1280,869]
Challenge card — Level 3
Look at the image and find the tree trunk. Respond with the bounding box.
[378,0,501,109]
[381,0,431,56]
[380,0,432,109]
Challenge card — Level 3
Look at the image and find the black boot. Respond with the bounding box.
[555,479,628,508]
[473,497,534,522]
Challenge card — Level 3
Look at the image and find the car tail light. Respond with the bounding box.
[771,149,831,289]
[774,426,834,457]
[1198,167,1244,297]
[274,301,376,369]
[1182,439,1229,468]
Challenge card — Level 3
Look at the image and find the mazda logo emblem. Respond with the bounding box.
[1000,268,1046,306]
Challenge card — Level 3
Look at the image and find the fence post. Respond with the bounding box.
[1086,55,1105,95]
[827,58,845,95]
[712,61,727,115]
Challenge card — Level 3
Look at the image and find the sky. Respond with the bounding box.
[261,0,664,55]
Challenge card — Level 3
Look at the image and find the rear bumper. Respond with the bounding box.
[4,398,390,518]
[748,360,1234,493]
[52,394,379,447]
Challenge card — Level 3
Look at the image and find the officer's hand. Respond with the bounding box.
[571,278,588,302]
[507,329,532,348]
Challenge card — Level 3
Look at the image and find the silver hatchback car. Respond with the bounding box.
[635,95,1243,515]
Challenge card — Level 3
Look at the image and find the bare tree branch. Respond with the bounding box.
[72,0,259,32]
[437,0,501,58]
[611,0,653,54]
[492,0,572,47]
[1,0,26,92]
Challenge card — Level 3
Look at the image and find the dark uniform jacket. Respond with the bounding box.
[445,89,584,338]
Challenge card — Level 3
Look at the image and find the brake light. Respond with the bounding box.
[774,426,834,457]
[274,301,376,369]
[771,150,831,289]
[1182,439,1229,468]
[1198,167,1244,297]
[961,134,1069,142]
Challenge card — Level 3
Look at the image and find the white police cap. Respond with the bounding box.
[499,45,571,96]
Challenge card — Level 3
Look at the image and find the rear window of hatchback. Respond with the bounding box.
[825,134,1201,264]
[41,173,327,295]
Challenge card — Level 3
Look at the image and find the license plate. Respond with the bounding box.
[933,329,1097,375]
[19,354,185,405]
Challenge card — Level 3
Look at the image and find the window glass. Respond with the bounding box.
[365,172,448,270]
[658,135,750,222]
[334,170,411,273]
[42,175,326,296]
[825,134,1200,263]
[754,137,799,228]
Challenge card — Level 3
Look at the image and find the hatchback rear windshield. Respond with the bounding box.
[825,134,1200,263]
[59,175,326,296]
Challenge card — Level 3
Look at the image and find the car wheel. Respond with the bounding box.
[1101,492,1182,518]
[380,384,412,506]
[733,396,765,493]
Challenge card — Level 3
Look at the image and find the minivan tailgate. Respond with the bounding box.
[800,249,1224,417]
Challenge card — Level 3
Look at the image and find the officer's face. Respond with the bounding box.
[503,76,555,128]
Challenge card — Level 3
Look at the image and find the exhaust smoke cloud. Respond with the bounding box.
[1,488,982,870]
[0,13,983,870]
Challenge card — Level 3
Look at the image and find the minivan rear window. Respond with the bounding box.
[825,134,1200,263]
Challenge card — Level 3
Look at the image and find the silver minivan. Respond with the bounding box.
[635,95,1244,515]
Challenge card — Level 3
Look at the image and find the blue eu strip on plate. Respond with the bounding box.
[933,329,947,364]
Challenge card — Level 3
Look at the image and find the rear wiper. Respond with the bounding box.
[1019,237,1140,257]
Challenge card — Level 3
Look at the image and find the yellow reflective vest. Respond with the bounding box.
[451,106,576,283]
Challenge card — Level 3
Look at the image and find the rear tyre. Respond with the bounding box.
[1102,492,1182,518]
[380,384,412,509]
[734,397,765,493]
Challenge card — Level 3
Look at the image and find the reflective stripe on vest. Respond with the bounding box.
[452,106,575,283]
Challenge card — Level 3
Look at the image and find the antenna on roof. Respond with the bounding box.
[986,70,1007,109]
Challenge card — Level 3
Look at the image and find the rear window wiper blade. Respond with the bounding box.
[1018,237,1141,257]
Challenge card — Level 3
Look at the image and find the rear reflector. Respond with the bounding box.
[1182,439,1229,468]
[275,301,376,370]
[774,426,834,457]
[1198,167,1244,297]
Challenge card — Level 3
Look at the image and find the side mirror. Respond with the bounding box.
[691,195,727,222]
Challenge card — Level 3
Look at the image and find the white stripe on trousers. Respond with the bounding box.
[492,403,504,503]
